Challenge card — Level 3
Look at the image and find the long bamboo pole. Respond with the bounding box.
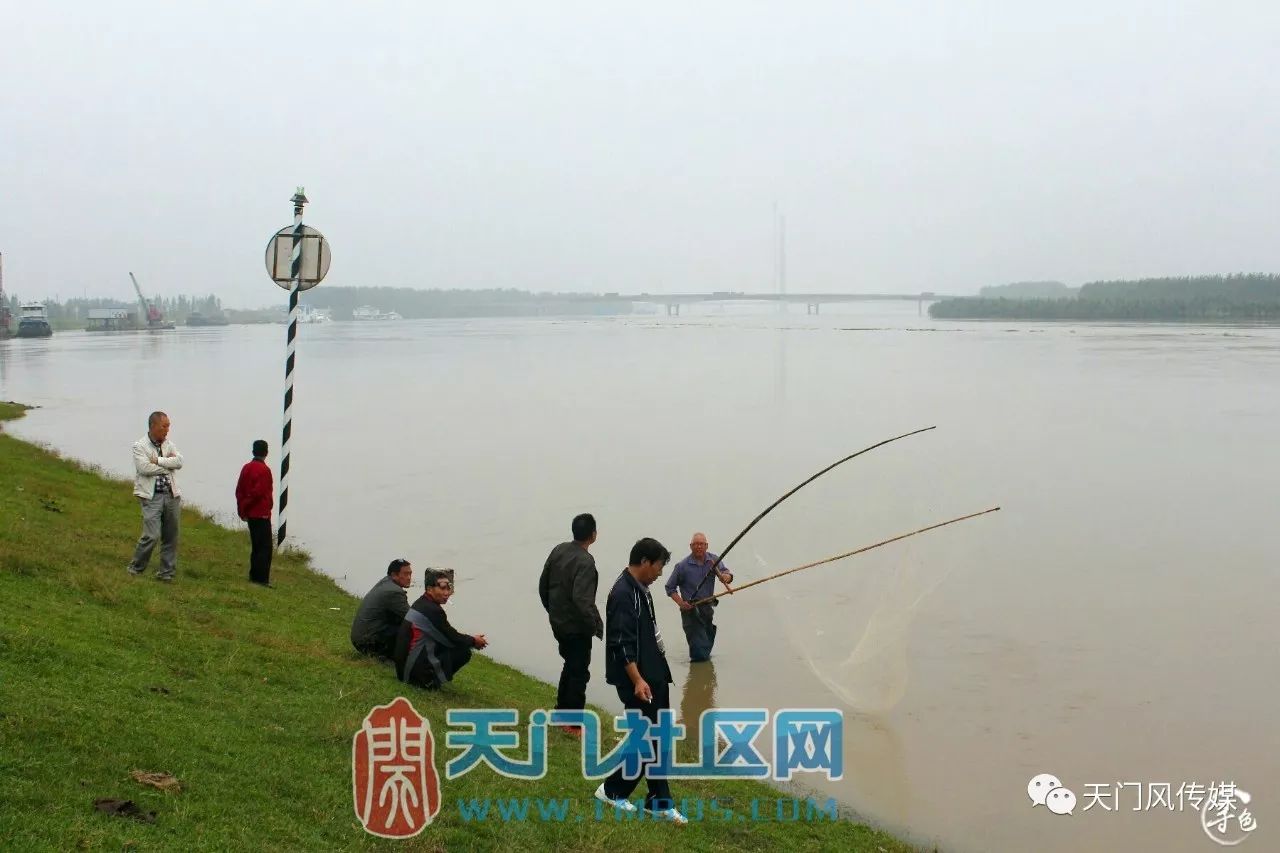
[690,506,1000,606]
[692,425,937,596]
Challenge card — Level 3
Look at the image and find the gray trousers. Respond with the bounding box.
[681,604,718,662]
[128,493,181,578]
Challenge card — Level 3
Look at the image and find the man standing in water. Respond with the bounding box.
[126,411,183,582]
[664,532,733,662]
[595,537,687,824]
[539,513,603,729]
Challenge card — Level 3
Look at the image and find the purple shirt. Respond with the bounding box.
[664,553,734,603]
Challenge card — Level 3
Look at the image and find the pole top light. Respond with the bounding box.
[265,189,330,289]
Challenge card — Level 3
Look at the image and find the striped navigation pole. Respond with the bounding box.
[264,189,331,547]
[279,189,305,546]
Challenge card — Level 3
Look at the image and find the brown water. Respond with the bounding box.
[3,304,1277,851]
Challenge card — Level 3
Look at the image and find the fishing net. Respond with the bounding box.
[754,543,955,714]
[743,434,982,715]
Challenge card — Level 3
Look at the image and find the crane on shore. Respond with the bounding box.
[129,272,174,330]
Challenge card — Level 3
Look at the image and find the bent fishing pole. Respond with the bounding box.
[690,506,1000,606]
[693,425,937,596]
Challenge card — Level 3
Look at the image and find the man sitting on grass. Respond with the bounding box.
[394,569,488,689]
[350,558,414,659]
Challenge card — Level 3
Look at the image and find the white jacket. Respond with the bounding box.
[132,435,184,499]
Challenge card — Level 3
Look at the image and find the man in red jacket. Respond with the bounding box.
[235,439,274,587]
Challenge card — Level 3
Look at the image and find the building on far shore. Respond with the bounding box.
[86,307,139,332]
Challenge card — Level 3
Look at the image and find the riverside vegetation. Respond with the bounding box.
[0,402,917,852]
[930,274,1280,322]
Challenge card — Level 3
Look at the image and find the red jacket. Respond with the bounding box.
[235,458,273,520]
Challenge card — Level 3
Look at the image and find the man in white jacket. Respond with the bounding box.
[126,411,184,581]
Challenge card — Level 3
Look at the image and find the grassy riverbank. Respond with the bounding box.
[0,402,918,852]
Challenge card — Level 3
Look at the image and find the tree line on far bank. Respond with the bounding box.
[932,274,1280,321]
[4,287,635,328]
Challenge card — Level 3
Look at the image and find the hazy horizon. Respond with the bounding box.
[4,2,1279,308]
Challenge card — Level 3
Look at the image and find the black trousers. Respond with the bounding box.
[408,644,473,688]
[554,632,592,711]
[356,629,398,660]
[602,680,673,807]
[247,518,273,584]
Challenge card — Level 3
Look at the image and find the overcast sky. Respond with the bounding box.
[3,2,1279,307]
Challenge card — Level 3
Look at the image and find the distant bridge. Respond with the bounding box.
[593,291,951,315]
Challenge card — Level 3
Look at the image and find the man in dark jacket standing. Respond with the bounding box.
[395,569,488,688]
[538,514,603,723]
[234,439,274,586]
[350,559,414,658]
[594,537,687,824]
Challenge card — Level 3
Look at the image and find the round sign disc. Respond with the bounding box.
[265,225,331,290]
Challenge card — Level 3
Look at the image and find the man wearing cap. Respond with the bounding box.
[350,559,414,658]
[395,569,489,689]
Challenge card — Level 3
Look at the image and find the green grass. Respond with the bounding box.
[0,401,916,852]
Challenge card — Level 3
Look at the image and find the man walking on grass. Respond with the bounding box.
[594,537,688,825]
